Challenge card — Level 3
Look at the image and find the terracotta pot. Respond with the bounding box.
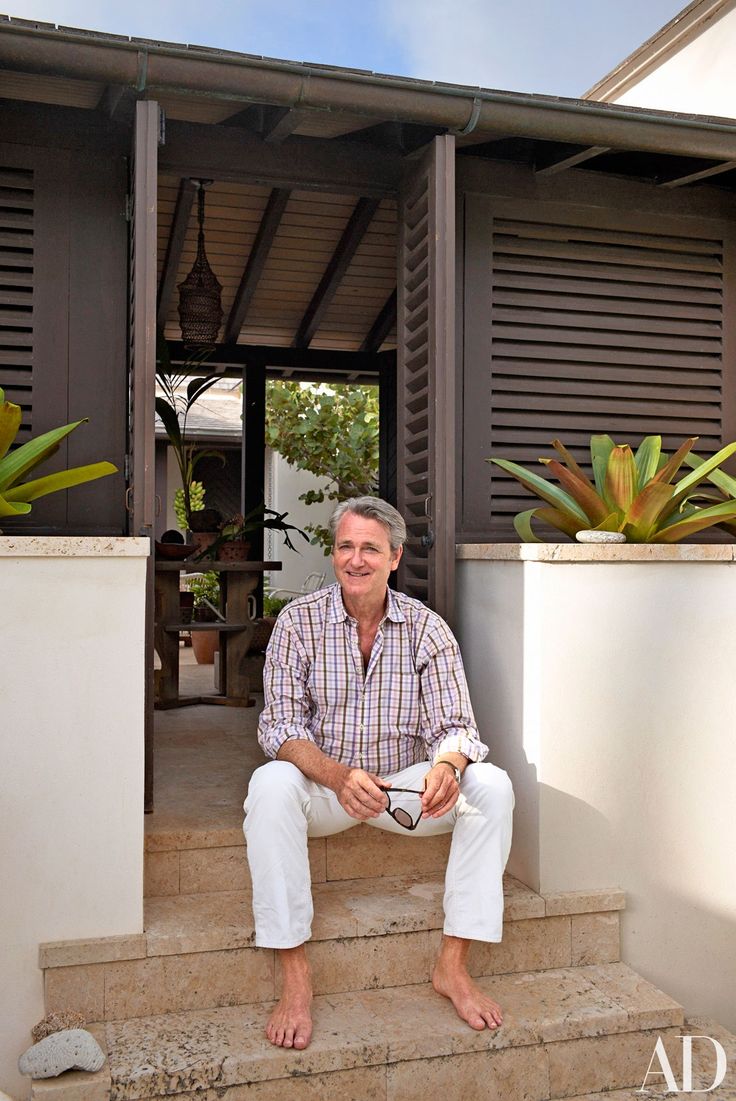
[191,629,220,664]
[190,532,251,561]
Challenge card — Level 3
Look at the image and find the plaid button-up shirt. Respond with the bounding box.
[258,583,488,775]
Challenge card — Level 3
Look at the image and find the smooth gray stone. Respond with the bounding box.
[576,529,627,543]
[18,1029,105,1079]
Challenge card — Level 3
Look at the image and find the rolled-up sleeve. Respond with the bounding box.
[258,617,316,759]
[419,639,488,765]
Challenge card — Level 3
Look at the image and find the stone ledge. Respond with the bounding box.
[456,542,736,563]
[0,537,149,558]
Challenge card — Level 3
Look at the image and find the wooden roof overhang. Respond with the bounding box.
[6,17,736,367]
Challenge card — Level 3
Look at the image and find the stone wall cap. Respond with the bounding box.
[456,542,736,563]
[0,536,150,558]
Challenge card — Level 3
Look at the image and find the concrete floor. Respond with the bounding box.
[147,644,268,840]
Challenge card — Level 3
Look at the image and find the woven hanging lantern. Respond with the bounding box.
[178,180,223,350]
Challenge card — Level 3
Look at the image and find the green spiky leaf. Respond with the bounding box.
[487,457,589,524]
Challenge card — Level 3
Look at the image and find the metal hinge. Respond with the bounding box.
[124,454,131,480]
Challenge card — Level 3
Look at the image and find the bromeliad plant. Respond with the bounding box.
[0,387,117,529]
[488,434,736,543]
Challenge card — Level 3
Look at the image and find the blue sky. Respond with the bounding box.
[5,0,688,98]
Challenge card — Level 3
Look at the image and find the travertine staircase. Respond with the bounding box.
[36,821,694,1101]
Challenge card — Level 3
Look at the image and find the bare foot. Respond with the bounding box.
[432,936,503,1031]
[267,946,313,1049]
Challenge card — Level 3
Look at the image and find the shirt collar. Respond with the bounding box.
[328,583,406,625]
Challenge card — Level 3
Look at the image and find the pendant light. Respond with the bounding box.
[177,179,223,350]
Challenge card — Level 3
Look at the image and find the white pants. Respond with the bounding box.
[243,759,514,949]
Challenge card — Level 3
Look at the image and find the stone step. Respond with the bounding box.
[32,1012,736,1101]
[41,877,625,1022]
[97,963,683,1101]
[144,821,455,897]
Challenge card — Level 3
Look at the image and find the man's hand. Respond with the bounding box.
[421,763,460,819]
[335,767,390,821]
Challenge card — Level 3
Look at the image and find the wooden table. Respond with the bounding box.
[154,560,281,709]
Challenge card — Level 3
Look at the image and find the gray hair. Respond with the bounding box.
[329,497,407,552]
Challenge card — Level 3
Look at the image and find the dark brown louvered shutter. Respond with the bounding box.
[397,135,456,623]
[128,101,159,811]
[0,164,33,442]
[463,195,735,539]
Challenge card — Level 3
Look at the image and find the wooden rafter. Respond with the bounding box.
[223,187,291,345]
[294,196,380,349]
[535,145,610,177]
[659,159,736,189]
[360,288,397,353]
[262,106,310,144]
[156,177,195,329]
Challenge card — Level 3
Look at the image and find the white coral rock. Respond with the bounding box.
[18,1028,105,1079]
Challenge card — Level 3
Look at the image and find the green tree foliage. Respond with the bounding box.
[265,381,379,552]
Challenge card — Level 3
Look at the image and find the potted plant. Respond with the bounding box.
[187,570,221,664]
[487,433,736,543]
[190,504,309,561]
[155,336,224,532]
[0,387,117,530]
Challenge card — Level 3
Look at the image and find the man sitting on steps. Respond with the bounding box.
[243,496,514,1051]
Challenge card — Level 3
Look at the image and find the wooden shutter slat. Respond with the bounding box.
[494,235,722,273]
[496,270,723,305]
[494,359,721,386]
[492,323,719,354]
[491,307,720,338]
[494,376,721,402]
[493,345,720,370]
[495,255,722,289]
[492,218,723,254]
[493,288,721,320]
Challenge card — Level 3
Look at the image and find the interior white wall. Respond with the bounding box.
[611,6,736,117]
[264,447,335,595]
[0,538,147,1100]
[456,548,736,1033]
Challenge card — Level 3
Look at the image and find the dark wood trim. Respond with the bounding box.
[660,160,736,189]
[535,145,610,177]
[97,84,137,124]
[0,100,130,155]
[223,187,291,344]
[460,192,494,539]
[156,176,195,330]
[242,361,266,612]
[159,119,401,196]
[720,225,736,471]
[294,196,380,348]
[360,288,396,353]
[167,340,377,374]
[457,155,736,220]
[378,351,397,506]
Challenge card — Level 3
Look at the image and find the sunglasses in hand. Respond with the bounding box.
[378,785,426,831]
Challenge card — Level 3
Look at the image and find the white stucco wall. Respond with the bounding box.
[264,448,335,595]
[456,543,736,1033]
[610,6,736,117]
[0,537,147,1100]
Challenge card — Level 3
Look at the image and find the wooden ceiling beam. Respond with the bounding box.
[223,186,291,345]
[156,177,196,330]
[360,288,397,353]
[535,145,610,177]
[294,196,380,349]
[167,340,377,375]
[221,103,264,130]
[659,159,736,188]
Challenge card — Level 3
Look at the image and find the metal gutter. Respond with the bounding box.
[4,18,736,160]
